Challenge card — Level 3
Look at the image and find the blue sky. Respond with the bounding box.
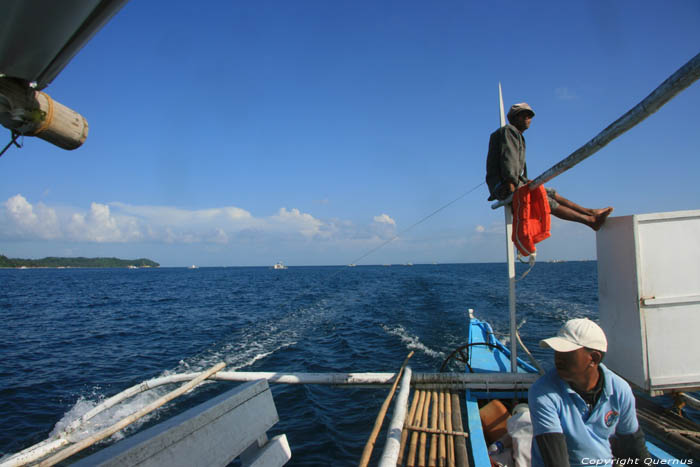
[1,1,699,267]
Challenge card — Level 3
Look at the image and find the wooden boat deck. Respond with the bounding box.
[396,388,470,467]
[388,384,700,467]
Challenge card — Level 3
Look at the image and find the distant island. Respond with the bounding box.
[0,255,159,268]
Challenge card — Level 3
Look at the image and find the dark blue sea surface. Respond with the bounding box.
[1,262,601,464]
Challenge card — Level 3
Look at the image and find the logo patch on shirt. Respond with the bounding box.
[604,410,619,427]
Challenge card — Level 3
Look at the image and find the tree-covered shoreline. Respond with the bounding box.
[0,255,159,268]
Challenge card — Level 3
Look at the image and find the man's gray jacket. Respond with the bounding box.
[486,123,528,200]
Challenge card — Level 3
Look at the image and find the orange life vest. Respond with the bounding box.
[511,184,551,257]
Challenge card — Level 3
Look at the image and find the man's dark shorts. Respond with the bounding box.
[544,187,559,210]
[491,183,559,210]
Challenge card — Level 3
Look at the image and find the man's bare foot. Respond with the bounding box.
[592,207,614,231]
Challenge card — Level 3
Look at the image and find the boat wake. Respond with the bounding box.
[169,326,299,374]
[381,324,445,359]
[49,389,163,444]
[175,298,340,372]
[46,300,338,444]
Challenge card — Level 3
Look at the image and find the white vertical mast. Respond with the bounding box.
[499,83,518,373]
[498,83,506,128]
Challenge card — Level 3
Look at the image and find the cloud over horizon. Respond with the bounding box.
[0,195,402,248]
[0,195,598,265]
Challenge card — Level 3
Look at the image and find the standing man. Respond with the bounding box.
[486,103,613,231]
[529,318,651,466]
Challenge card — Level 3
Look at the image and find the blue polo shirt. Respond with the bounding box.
[529,364,639,467]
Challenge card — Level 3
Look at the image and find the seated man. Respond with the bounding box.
[486,103,613,231]
[529,318,651,466]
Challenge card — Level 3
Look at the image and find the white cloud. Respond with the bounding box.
[110,203,252,226]
[65,203,137,243]
[3,194,61,239]
[482,222,505,235]
[373,213,396,225]
[0,195,600,264]
[270,207,325,238]
[369,213,397,240]
[0,195,345,245]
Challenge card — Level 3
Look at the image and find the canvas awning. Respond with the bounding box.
[0,0,129,89]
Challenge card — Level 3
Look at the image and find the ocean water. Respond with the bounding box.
[0,262,600,465]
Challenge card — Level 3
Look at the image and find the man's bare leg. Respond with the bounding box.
[550,192,613,231]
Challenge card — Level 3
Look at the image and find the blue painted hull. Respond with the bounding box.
[464,315,536,466]
[464,315,686,465]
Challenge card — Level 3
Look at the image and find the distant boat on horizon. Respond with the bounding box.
[273,261,288,270]
[188,265,198,269]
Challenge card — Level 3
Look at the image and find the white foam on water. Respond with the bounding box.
[46,294,350,453]
[170,318,302,374]
[49,301,332,444]
[50,396,100,438]
[381,324,445,359]
[226,340,298,371]
[172,298,342,374]
[50,389,163,444]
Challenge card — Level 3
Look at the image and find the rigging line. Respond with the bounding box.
[0,130,22,158]
[217,182,489,375]
[267,181,486,331]
[347,181,486,267]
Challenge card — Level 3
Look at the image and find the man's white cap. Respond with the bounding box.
[539,318,607,352]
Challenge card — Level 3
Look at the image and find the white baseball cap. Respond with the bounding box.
[540,318,607,352]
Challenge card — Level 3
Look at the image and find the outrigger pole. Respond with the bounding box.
[531,51,700,191]
[493,51,700,375]
[1,368,538,467]
[493,51,700,210]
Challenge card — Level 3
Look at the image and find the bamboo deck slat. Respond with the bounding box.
[445,391,455,467]
[397,388,470,467]
[429,390,438,465]
[398,388,422,466]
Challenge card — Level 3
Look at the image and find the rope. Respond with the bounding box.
[440,342,505,373]
[346,181,486,267]
[515,253,536,281]
[514,328,545,375]
[486,319,546,375]
[0,130,22,158]
[32,92,54,135]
